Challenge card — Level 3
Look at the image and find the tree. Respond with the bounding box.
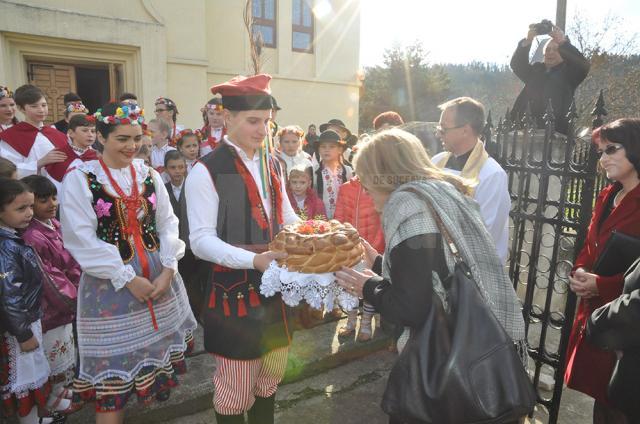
[359,42,450,132]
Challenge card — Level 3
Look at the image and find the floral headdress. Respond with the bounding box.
[0,86,13,99]
[155,97,178,114]
[277,125,304,139]
[66,101,88,114]
[201,103,224,112]
[93,104,145,125]
[175,128,203,143]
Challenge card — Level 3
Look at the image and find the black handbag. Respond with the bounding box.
[381,193,536,423]
[593,230,640,277]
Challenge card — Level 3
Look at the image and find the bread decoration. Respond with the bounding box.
[269,219,364,273]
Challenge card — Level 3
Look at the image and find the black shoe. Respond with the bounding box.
[215,411,246,424]
[247,394,275,424]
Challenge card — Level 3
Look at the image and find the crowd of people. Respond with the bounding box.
[0,21,637,424]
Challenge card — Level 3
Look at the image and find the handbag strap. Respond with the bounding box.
[404,188,463,264]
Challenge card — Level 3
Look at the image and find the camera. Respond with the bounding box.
[530,19,553,35]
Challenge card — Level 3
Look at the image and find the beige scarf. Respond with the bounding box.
[435,141,489,193]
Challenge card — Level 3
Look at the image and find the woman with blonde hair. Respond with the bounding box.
[335,128,527,424]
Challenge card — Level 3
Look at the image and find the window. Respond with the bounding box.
[252,0,277,48]
[292,0,314,52]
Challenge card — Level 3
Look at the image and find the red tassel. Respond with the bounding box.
[223,293,231,317]
[237,293,247,317]
[208,288,216,309]
[248,285,261,307]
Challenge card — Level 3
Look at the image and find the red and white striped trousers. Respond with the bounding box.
[212,347,289,415]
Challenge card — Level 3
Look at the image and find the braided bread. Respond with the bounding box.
[269,219,364,273]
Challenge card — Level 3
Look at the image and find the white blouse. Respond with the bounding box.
[0,130,55,178]
[61,159,185,291]
[185,137,299,270]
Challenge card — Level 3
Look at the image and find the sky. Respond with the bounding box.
[359,0,640,66]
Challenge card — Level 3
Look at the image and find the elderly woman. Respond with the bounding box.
[565,118,640,424]
[335,128,526,424]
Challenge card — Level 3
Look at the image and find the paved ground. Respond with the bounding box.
[159,350,595,424]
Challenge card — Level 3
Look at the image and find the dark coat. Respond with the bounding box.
[587,257,640,420]
[0,228,44,342]
[510,39,590,134]
[564,183,640,404]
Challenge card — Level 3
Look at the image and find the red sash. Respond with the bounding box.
[0,122,67,157]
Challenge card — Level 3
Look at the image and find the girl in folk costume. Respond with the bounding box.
[0,178,62,424]
[148,118,176,178]
[154,97,183,142]
[314,130,353,219]
[276,125,313,177]
[185,74,299,424]
[200,98,226,157]
[21,176,81,416]
[0,85,68,179]
[175,129,201,173]
[287,165,326,219]
[44,114,99,199]
[60,102,197,423]
[0,86,18,132]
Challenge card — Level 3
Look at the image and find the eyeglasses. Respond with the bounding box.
[596,144,624,158]
[435,124,465,135]
[155,108,168,113]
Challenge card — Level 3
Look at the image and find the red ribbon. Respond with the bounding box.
[98,159,159,331]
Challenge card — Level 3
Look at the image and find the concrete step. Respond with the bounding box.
[67,314,391,423]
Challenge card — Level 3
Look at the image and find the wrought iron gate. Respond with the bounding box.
[484,92,608,423]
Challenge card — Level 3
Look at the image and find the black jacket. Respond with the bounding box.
[587,257,640,420]
[0,228,44,342]
[510,39,590,134]
[363,233,447,328]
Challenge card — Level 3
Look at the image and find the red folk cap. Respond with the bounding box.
[210,74,275,111]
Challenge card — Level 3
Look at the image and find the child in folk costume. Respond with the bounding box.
[314,130,353,219]
[276,125,313,177]
[44,114,99,198]
[175,129,201,173]
[154,97,183,141]
[0,178,62,424]
[21,176,81,415]
[0,86,18,133]
[200,98,226,157]
[148,118,176,176]
[287,165,326,219]
[0,85,68,179]
[185,74,299,424]
[60,102,197,423]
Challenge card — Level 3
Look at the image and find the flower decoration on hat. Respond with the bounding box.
[93,104,145,126]
[277,126,304,139]
[202,103,224,113]
[0,86,13,99]
[66,101,89,114]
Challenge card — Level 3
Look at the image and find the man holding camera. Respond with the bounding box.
[510,22,590,134]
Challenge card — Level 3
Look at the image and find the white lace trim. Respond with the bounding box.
[2,321,51,394]
[76,159,150,187]
[260,261,359,311]
[78,340,190,385]
[160,254,178,272]
[111,265,136,291]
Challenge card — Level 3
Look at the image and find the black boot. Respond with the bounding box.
[247,394,276,424]
[215,411,246,424]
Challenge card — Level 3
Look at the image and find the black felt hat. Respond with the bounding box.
[317,130,346,145]
[319,119,352,138]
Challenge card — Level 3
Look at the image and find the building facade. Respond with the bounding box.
[0,0,361,131]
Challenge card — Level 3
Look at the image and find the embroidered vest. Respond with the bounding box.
[86,172,160,263]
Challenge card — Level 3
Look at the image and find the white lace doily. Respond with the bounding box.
[260,261,361,311]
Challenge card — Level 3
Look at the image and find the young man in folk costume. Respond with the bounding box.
[185,74,299,424]
[0,85,68,179]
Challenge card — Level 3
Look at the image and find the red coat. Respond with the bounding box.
[333,177,385,253]
[288,188,326,220]
[564,183,640,404]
